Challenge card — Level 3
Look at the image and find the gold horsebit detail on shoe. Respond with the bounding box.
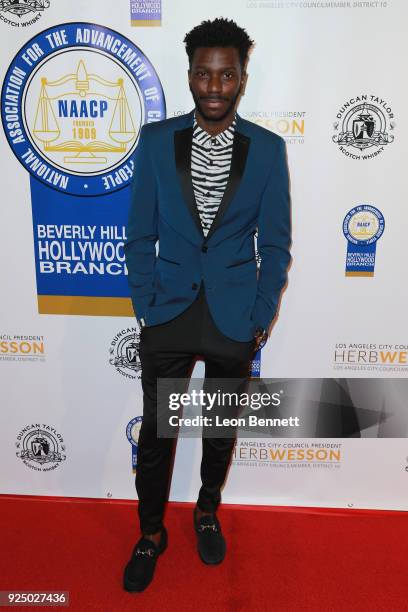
[136,548,155,556]
[198,524,218,532]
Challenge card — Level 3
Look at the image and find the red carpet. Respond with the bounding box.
[0,495,407,611]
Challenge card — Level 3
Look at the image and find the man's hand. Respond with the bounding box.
[254,328,268,351]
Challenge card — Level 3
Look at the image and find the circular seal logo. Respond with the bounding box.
[16,423,66,471]
[126,416,143,470]
[333,95,395,160]
[109,327,142,379]
[343,205,385,245]
[1,22,165,196]
[126,416,143,449]
[0,1,50,27]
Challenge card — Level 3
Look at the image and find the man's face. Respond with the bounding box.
[188,47,245,122]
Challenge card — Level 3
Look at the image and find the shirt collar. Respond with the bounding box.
[193,111,236,144]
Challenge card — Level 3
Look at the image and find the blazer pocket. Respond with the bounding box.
[158,254,181,265]
[226,256,255,269]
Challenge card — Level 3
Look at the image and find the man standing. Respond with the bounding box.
[124,18,291,592]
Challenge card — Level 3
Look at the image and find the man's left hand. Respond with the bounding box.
[254,328,268,351]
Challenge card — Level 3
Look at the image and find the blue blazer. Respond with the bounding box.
[125,109,291,342]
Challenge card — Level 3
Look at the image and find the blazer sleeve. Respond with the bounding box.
[124,125,158,322]
[251,137,291,332]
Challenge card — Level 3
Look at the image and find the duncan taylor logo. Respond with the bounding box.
[16,423,66,471]
[0,1,50,26]
[332,95,395,160]
[109,327,142,379]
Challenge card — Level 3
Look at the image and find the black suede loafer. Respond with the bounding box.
[193,508,226,565]
[123,527,168,592]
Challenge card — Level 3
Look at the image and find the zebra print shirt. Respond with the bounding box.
[191,115,236,237]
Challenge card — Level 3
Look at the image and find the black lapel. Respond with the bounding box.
[174,126,204,237]
[205,131,250,241]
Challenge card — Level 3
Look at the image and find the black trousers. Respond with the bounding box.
[136,283,256,534]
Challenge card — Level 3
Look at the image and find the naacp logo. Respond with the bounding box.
[1,23,166,196]
[343,205,384,246]
[343,205,385,277]
[333,95,395,160]
[109,327,142,379]
[126,416,143,470]
[0,1,50,26]
[16,424,66,472]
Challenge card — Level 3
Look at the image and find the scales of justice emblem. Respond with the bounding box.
[348,211,378,242]
[0,0,50,16]
[31,59,137,170]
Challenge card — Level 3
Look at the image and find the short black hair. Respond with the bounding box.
[184,17,254,69]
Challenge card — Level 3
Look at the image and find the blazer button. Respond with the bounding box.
[201,245,208,253]
[192,283,198,290]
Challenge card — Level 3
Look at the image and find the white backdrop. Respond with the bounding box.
[1,0,408,511]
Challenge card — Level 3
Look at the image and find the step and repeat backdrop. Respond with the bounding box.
[1,0,407,511]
